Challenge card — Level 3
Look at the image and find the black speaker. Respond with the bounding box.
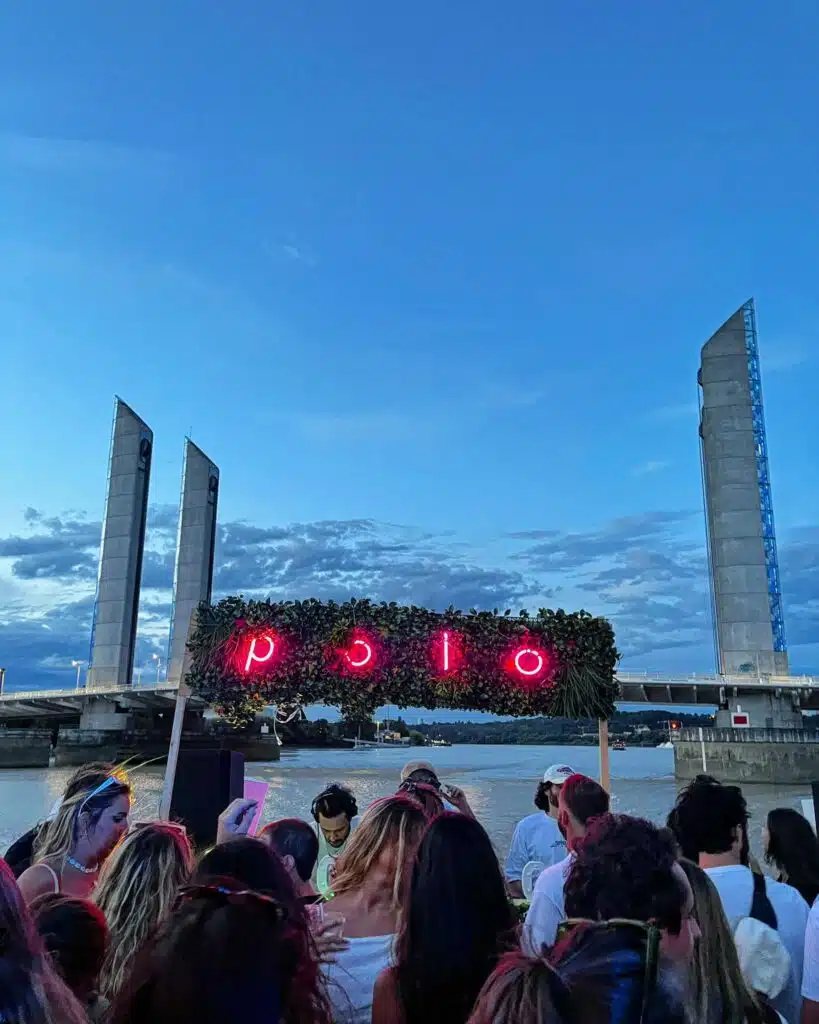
[169,749,245,848]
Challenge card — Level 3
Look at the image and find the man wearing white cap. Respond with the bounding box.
[505,764,573,899]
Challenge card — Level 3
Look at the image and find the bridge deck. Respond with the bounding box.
[1,672,817,720]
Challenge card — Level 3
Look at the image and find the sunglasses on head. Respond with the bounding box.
[176,884,288,923]
[76,771,128,817]
[555,918,660,1024]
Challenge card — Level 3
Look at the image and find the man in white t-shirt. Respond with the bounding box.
[802,897,819,1024]
[523,772,610,955]
[505,763,574,898]
[670,776,809,1024]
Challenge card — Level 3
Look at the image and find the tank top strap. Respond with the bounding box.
[40,862,60,893]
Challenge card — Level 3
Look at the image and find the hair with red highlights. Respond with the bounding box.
[108,875,331,1024]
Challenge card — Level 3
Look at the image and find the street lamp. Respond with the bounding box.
[152,653,162,683]
[71,660,86,689]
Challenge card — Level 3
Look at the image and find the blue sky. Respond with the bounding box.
[1,2,817,697]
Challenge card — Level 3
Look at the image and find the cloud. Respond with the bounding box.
[632,460,670,477]
[0,133,175,179]
[277,242,317,268]
[646,401,699,422]
[2,504,816,691]
[0,507,539,690]
[278,411,425,442]
[765,343,813,373]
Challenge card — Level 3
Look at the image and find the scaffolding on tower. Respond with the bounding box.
[743,299,787,654]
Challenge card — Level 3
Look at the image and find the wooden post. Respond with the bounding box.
[598,719,611,792]
[159,611,197,820]
[159,682,190,820]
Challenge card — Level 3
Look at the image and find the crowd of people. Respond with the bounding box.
[1,757,819,1024]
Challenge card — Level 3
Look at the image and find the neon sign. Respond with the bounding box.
[430,630,463,676]
[514,648,544,677]
[244,634,278,673]
[237,627,555,689]
[346,638,374,669]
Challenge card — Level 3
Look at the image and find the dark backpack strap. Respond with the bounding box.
[750,870,778,930]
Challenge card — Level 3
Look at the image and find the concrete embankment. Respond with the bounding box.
[674,727,819,784]
[0,728,281,768]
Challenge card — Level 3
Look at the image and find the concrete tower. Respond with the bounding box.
[166,440,219,684]
[87,399,153,688]
[699,300,788,680]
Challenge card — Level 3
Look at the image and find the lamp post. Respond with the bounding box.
[152,653,162,683]
[71,660,85,690]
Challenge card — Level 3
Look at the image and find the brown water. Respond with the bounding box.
[0,745,807,859]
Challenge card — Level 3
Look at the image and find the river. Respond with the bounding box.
[0,745,809,860]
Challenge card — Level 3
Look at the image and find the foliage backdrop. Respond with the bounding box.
[185,597,619,728]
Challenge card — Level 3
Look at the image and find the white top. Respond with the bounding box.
[523,853,574,955]
[706,865,809,1024]
[505,813,567,882]
[320,933,394,1024]
[802,897,819,1002]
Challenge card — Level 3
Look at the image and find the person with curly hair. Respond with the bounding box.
[563,813,700,968]
[668,776,808,1024]
[467,925,690,1024]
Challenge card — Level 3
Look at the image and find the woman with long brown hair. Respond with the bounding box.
[318,794,428,1023]
[678,859,775,1024]
[373,813,517,1024]
[17,764,131,903]
[94,820,194,999]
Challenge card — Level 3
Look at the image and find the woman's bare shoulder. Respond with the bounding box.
[17,861,59,901]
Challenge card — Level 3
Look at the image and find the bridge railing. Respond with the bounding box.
[0,681,181,702]
[617,671,819,689]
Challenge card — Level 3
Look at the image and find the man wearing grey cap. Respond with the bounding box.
[505,763,573,898]
[399,761,474,817]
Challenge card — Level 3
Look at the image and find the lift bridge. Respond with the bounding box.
[1,671,818,725]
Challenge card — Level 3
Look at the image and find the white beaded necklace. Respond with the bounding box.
[65,855,96,875]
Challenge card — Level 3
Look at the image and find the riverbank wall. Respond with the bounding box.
[0,729,53,768]
[674,727,819,784]
[0,728,280,768]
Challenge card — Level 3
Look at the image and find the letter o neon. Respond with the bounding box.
[346,639,373,668]
[514,648,544,677]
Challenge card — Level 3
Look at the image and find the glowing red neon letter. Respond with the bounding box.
[245,635,276,673]
[442,631,451,672]
[514,648,544,677]
[346,639,373,668]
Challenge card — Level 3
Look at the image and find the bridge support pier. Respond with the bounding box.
[715,691,803,730]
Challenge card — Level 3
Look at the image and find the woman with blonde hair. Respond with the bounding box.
[678,859,772,1024]
[18,763,131,904]
[94,820,194,999]
[0,858,88,1024]
[318,794,428,1023]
